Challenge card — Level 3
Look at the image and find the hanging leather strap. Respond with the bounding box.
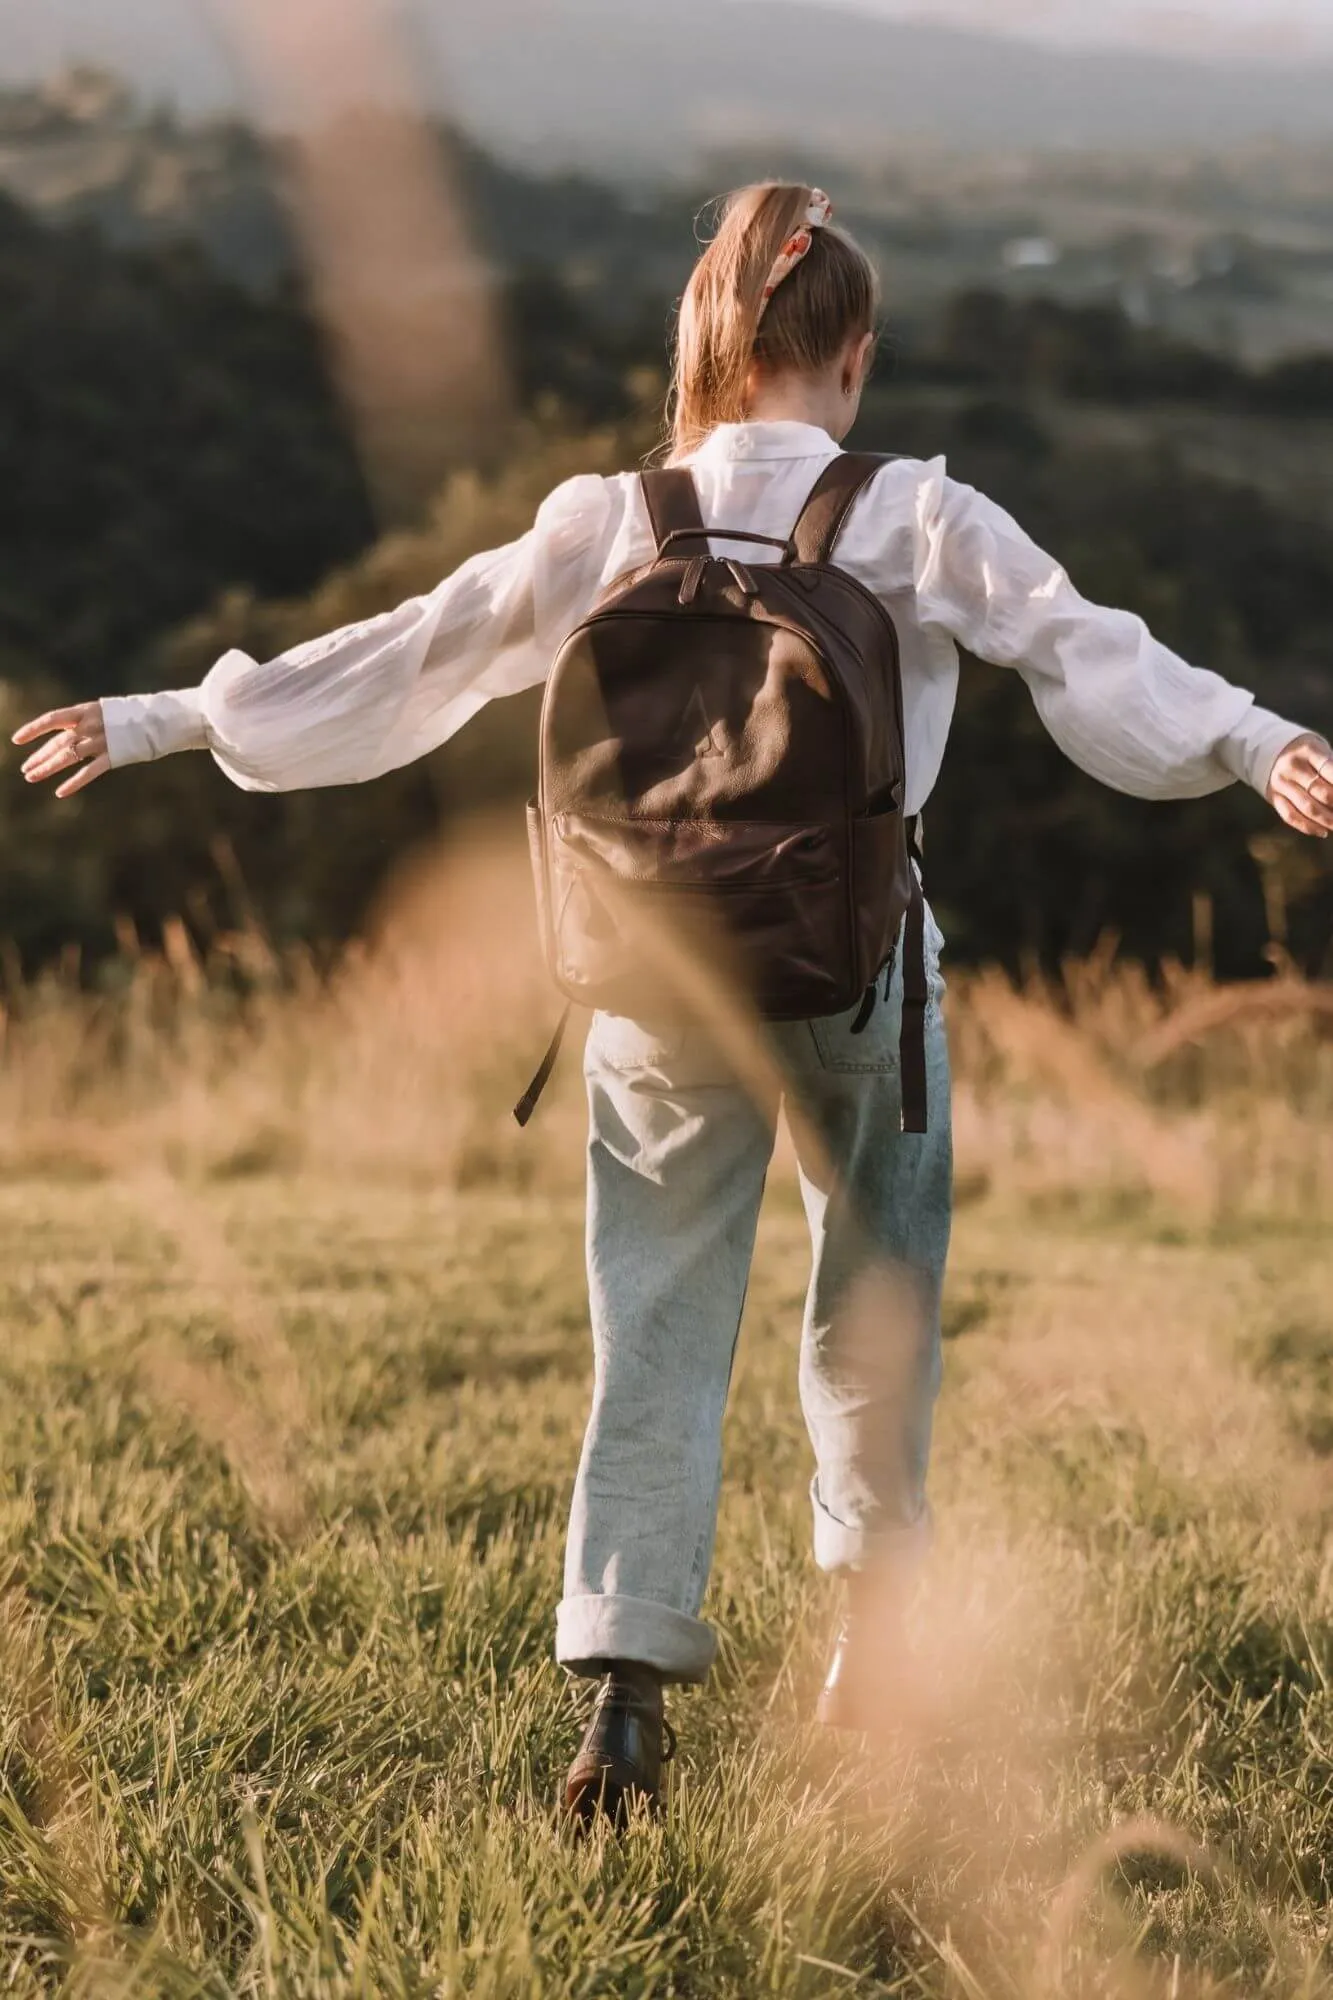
[513,1004,573,1128]
[789,452,894,566]
[899,816,928,1135]
[641,468,709,555]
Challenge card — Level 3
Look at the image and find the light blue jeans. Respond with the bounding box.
[556,908,954,1684]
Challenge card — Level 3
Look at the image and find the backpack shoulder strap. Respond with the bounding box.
[790,452,894,566]
[640,468,708,556]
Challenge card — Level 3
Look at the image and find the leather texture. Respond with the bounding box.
[564,1666,673,1827]
[529,454,927,1125]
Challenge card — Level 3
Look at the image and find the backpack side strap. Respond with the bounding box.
[898,815,928,1135]
[641,468,709,556]
[790,453,893,567]
[513,1003,573,1128]
[898,867,929,1135]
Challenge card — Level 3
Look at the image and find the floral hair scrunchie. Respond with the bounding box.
[759,190,834,316]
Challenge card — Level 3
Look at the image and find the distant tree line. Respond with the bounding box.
[0,195,378,704]
[923,288,1333,416]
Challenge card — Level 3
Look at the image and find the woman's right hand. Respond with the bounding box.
[12,702,110,799]
[1267,735,1333,839]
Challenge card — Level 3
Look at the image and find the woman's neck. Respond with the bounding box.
[743,369,844,438]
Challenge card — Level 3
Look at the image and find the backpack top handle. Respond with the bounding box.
[642,456,890,570]
[641,468,797,562]
[656,527,796,555]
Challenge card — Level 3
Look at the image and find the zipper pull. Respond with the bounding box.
[679,556,708,605]
[725,559,757,597]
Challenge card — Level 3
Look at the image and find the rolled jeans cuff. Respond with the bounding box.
[556,1591,716,1684]
[810,1477,934,1575]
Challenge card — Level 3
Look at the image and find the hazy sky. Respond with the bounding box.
[835,0,1333,57]
[2,0,1332,108]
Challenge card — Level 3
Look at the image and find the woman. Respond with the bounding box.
[16,184,1333,1827]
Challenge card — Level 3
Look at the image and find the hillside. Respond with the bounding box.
[0,193,372,702]
[6,70,1333,373]
[3,153,1332,980]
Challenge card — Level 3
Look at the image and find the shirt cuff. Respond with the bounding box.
[103,688,209,769]
[1215,705,1313,797]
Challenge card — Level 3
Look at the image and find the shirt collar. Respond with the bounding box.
[690,420,840,465]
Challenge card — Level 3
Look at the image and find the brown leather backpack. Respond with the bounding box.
[518,453,929,1132]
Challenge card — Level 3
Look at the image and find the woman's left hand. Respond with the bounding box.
[1267,735,1333,839]
[12,702,110,799]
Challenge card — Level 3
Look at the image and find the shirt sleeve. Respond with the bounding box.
[103,471,622,793]
[1213,704,1314,796]
[917,473,1305,801]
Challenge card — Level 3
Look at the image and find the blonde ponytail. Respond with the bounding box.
[666,183,880,463]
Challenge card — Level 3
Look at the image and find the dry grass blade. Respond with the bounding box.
[212,0,508,516]
[0,1591,115,1953]
[0,821,1326,1226]
[961,966,1209,1208]
[1136,977,1333,1071]
[0,821,1329,1991]
[1037,1816,1220,1997]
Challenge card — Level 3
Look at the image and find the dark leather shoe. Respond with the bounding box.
[816,1616,868,1731]
[564,1664,676,1827]
[816,1574,910,1734]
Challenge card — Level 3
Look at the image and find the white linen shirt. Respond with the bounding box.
[103,419,1304,807]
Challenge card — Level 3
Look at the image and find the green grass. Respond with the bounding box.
[1,1165,1331,1997]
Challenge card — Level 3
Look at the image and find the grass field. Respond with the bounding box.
[1,833,1331,1997]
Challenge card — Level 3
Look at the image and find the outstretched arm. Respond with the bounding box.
[15,472,623,797]
[918,473,1332,836]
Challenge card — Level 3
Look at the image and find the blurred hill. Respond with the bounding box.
[10,2,1333,167]
[7,69,1333,370]
[0,70,698,299]
[0,68,290,287]
[420,2,1333,169]
[0,190,375,701]
[0,86,1329,984]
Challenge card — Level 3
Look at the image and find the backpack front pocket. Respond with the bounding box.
[546,812,855,1019]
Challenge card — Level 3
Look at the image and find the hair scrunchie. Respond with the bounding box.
[759,190,834,315]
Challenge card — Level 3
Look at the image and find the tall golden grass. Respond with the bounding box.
[2,818,1329,1227]
[2,818,1331,1995]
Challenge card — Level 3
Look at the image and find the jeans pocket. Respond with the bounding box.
[924,904,948,1013]
[808,995,903,1075]
[587,1010,689,1074]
